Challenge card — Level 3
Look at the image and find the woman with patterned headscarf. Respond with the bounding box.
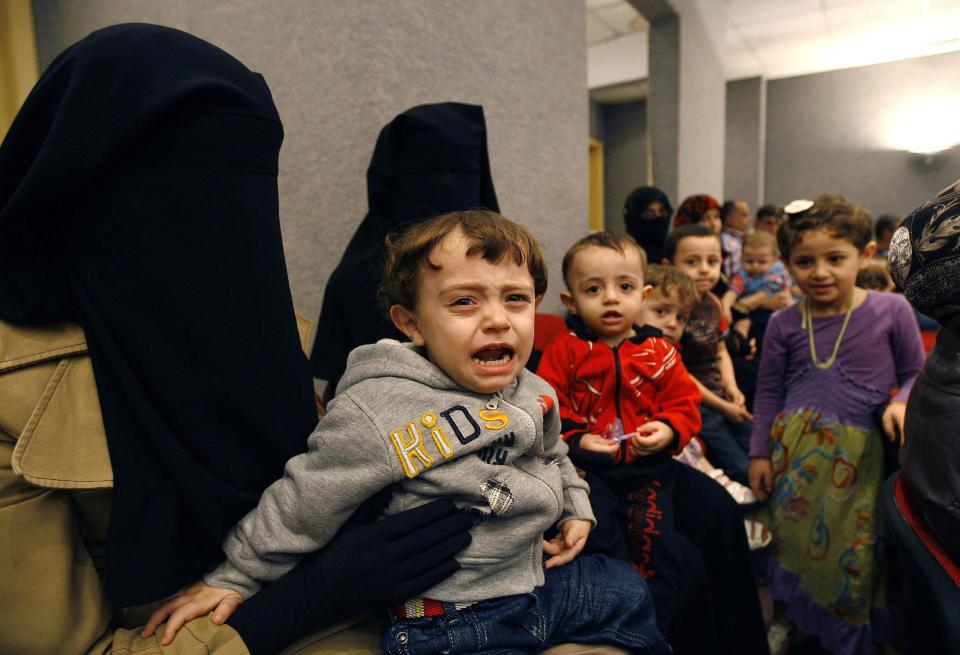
[674,194,722,234]
[890,179,960,564]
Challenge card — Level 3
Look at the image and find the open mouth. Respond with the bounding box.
[601,311,622,323]
[472,346,514,367]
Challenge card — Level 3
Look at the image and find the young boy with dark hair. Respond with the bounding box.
[641,265,765,523]
[663,224,754,485]
[537,231,709,649]
[541,231,702,473]
[755,204,783,235]
[637,264,699,344]
[146,211,668,655]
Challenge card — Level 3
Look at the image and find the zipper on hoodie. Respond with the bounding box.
[496,392,563,515]
[612,341,627,462]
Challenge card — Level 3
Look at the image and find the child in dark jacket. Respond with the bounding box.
[663,224,754,485]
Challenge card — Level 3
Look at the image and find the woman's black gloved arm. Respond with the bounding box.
[226,499,472,655]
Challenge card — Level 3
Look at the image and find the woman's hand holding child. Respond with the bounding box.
[542,519,591,570]
[142,581,242,645]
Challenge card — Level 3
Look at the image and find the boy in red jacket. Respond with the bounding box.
[536,232,707,647]
[538,232,702,468]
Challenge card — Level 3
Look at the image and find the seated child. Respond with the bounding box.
[730,231,792,353]
[145,211,668,654]
[535,232,705,639]
[663,224,753,485]
[640,265,770,550]
[640,264,756,504]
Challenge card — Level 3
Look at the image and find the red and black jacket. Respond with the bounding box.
[536,316,702,468]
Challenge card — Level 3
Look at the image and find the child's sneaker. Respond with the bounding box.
[706,467,758,504]
[767,619,794,655]
[745,519,772,551]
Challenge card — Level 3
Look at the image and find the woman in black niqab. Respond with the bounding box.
[0,25,474,654]
[623,185,673,264]
[0,23,319,606]
[310,103,499,390]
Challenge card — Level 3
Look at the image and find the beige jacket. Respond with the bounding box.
[0,320,112,490]
[0,312,316,488]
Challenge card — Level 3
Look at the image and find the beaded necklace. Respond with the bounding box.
[800,295,855,370]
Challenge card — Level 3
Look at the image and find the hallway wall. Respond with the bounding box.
[33,0,588,321]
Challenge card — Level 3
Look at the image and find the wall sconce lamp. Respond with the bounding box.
[885,97,960,165]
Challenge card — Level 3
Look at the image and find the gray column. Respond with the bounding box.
[631,0,726,204]
[725,76,766,209]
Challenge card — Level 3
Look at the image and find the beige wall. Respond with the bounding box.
[33,0,589,322]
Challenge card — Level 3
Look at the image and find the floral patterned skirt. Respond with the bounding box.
[758,408,887,655]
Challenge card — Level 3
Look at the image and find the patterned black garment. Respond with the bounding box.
[889,178,960,328]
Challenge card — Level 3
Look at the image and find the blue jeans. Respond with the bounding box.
[382,554,669,655]
[699,405,752,485]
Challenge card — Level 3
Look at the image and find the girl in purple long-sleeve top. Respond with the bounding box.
[748,195,925,655]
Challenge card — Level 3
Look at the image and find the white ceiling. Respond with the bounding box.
[587,0,960,83]
[587,0,647,45]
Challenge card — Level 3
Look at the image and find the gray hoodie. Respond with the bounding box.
[205,339,594,602]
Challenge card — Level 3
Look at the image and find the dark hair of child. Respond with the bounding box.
[856,258,895,292]
[560,231,647,290]
[776,193,873,259]
[645,264,699,310]
[756,204,782,221]
[720,200,738,224]
[743,230,778,254]
[663,223,719,261]
[381,209,548,311]
[874,214,901,240]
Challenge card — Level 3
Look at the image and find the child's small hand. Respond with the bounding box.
[748,457,773,502]
[719,399,753,424]
[629,421,674,457]
[723,384,747,408]
[579,433,620,457]
[542,519,591,569]
[142,581,243,645]
[882,401,907,445]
